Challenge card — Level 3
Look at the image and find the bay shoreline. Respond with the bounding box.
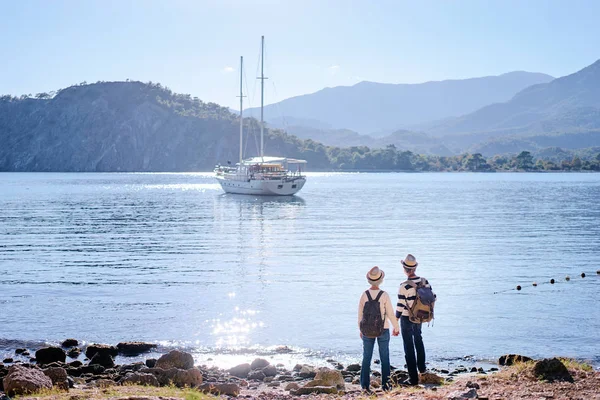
[1,341,599,399]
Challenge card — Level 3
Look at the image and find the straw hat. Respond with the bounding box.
[367,266,385,285]
[401,254,418,268]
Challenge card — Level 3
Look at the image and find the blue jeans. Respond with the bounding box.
[401,316,426,384]
[360,328,390,390]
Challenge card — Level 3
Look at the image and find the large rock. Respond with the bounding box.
[247,370,266,381]
[346,363,361,372]
[498,354,532,366]
[43,367,69,391]
[139,367,202,387]
[121,372,160,387]
[35,347,66,365]
[313,368,345,389]
[298,365,317,378]
[67,347,81,359]
[170,368,203,388]
[2,365,53,396]
[228,363,251,378]
[117,342,157,356]
[420,372,443,385]
[61,339,79,348]
[262,365,278,377]
[154,350,194,370]
[250,358,270,370]
[199,382,240,396]
[89,352,115,369]
[85,344,118,359]
[145,358,157,368]
[532,358,573,382]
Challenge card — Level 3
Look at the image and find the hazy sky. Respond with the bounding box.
[1,0,599,109]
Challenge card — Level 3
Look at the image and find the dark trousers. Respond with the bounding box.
[360,329,390,390]
[400,316,426,384]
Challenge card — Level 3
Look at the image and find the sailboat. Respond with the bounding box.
[214,36,307,196]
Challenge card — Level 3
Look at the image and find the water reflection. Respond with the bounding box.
[208,195,305,350]
[219,193,306,206]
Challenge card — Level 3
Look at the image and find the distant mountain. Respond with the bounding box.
[430,59,600,155]
[246,71,554,134]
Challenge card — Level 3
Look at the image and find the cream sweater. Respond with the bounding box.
[358,289,400,331]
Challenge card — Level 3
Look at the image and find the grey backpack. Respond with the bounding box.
[360,291,385,338]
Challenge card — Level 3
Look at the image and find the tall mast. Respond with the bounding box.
[238,56,244,164]
[258,35,267,158]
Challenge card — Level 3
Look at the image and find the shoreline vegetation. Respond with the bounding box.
[1,342,598,399]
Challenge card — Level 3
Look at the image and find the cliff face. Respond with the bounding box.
[0,82,246,172]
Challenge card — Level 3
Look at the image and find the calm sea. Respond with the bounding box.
[1,172,599,369]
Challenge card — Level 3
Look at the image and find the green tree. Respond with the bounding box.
[463,153,489,171]
[396,151,414,170]
[571,156,582,170]
[515,151,534,170]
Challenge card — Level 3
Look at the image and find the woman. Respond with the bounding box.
[358,266,400,391]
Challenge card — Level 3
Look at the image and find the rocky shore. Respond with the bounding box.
[0,340,598,399]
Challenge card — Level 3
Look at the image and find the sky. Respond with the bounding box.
[1,0,599,109]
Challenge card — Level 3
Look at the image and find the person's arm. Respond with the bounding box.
[358,292,366,328]
[398,283,417,318]
[384,292,400,334]
[396,284,407,319]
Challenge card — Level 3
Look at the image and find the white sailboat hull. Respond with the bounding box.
[216,177,306,196]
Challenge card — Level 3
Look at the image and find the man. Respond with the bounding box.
[396,254,435,385]
[358,266,400,392]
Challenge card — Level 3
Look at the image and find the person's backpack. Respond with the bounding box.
[405,280,436,324]
[360,290,385,338]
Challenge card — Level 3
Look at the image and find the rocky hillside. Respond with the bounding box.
[0,82,318,172]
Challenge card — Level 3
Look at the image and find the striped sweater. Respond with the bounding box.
[396,276,435,319]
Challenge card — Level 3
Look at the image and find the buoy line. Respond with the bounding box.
[493,271,598,294]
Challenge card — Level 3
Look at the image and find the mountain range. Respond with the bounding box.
[246,71,554,135]
[251,60,600,156]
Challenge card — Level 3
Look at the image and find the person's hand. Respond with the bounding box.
[359,332,363,339]
[392,328,400,336]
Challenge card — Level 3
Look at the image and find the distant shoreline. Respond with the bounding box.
[0,170,599,174]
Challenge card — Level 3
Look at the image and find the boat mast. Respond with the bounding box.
[238,56,244,164]
[258,35,267,158]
